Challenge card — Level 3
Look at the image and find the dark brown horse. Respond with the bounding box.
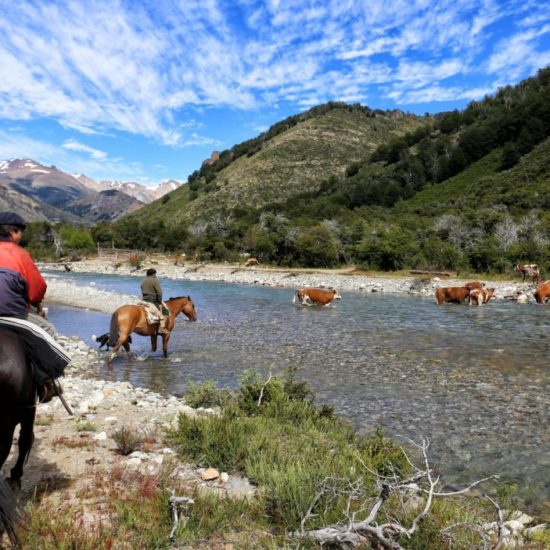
[0,328,32,545]
[106,296,197,364]
[0,328,35,483]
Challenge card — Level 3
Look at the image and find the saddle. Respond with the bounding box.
[137,301,167,325]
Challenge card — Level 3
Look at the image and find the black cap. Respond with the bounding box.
[0,212,26,229]
[146,268,157,276]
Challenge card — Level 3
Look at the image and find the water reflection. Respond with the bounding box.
[45,272,550,514]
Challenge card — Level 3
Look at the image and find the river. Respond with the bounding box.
[45,271,550,514]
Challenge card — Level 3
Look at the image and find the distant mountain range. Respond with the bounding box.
[0,159,181,223]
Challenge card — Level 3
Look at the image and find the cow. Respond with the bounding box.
[533,280,550,304]
[514,263,540,284]
[435,286,470,305]
[469,287,495,306]
[293,288,341,306]
[244,258,259,267]
[464,281,485,291]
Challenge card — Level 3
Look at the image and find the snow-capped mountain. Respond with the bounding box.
[74,176,182,204]
[0,158,145,222]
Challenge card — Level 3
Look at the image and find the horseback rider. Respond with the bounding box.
[0,212,69,402]
[140,268,167,334]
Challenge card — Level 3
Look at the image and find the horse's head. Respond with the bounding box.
[168,296,197,321]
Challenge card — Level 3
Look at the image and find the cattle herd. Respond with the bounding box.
[292,264,549,307]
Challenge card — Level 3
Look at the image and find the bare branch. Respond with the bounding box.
[257,370,272,407]
[483,494,506,550]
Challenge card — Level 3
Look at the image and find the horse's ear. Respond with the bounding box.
[187,295,191,300]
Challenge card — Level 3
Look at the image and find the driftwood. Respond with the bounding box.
[168,493,194,541]
[409,270,453,277]
[293,437,500,549]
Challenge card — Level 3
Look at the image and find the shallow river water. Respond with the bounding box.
[46,272,550,514]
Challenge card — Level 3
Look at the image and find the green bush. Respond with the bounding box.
[168,369,407,530]
[183,379,232,409]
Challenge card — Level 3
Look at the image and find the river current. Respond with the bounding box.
[45,272,550,514]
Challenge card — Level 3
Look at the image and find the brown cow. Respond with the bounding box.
[435,286,470,305]
[469,287,495,305]
[244,258,259,267]
[514,263,540,283]
[293,288,341,306]
[464,281,485,291]
[533,280,550,304]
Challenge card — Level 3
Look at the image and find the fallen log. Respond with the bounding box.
[409,270,453,278]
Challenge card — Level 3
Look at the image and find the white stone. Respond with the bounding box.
[93,431,108,441]
[129,451,150,460]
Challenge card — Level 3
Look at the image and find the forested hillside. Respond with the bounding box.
[27,68,550,273]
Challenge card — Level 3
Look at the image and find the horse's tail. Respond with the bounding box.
[108,313,119,347]
[0,478,20,547]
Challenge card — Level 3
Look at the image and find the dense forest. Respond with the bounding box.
[24,68,550,274]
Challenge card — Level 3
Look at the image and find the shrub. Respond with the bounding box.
[183,380,232,409]
[112,426,143,455]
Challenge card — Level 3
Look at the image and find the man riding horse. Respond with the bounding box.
[0,211,69,402]
[140,268,168,334]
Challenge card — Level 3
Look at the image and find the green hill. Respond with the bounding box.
[127,103,427,224]
[99,68,550,273]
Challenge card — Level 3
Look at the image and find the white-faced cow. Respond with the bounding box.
[293,288,341,306]
[469,287,495,306]
[514,263,540,284]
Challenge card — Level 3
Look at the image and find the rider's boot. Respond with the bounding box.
[38,378,62,403]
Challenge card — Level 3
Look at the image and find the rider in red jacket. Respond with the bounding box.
[0,212,68,403]
[0,212,47,317]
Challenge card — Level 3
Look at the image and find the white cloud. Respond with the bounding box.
[0,0,547,148]
[62,140,108,160]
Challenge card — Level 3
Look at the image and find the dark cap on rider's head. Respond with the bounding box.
[0,211,26,229]
[146,268,157,276]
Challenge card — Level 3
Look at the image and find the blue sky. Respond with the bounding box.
[0,0,549,186]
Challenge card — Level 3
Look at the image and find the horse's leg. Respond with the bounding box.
[150,334,157,352]
[0,421,17,474]
[10,407,35,481]
[162,332,171,358]
[122,339,135,361]
[107,333,132,365]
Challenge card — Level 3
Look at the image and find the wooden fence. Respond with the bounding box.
[96,243,140,259]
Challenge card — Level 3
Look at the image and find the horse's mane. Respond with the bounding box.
[166,295,191,302]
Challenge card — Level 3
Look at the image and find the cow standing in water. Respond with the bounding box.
[514,263,540,284]
[533,281,550,304]
[294,288,341,306]
[469,287,495,305]
[435,287,470,305]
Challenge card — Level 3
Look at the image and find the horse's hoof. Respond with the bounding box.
[7,475,21,491]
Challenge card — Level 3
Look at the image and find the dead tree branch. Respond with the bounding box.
[293,437,500,549]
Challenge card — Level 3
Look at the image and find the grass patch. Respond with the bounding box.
[75,420,97,432]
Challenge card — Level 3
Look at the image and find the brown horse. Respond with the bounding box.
[106,296,197,364]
